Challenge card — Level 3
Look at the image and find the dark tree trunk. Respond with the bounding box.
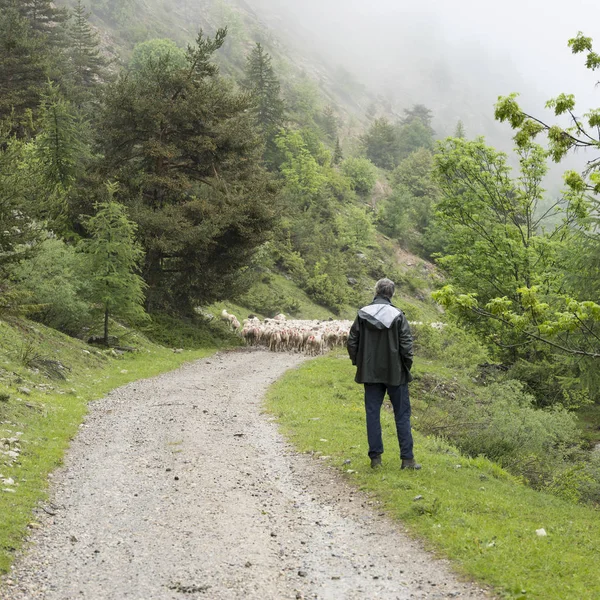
[104,306,109,346]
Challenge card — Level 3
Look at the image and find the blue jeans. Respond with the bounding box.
[364,383,414,460]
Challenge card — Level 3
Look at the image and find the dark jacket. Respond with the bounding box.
[347,296,413,386]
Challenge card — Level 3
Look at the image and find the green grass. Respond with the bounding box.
[0,317,214,575]
[266,354,600,600]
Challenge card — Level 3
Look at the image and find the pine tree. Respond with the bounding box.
[401,104,435,136]
[97,30,276,312]
[319,105,338,142]
[67,1,107,105]
[19,0,68,40]
[81,183,147,346]
[454,120,466,139]
[244,42,284,165]
[333,137,343,165]
[31,82,88,231]
[0,2,48,124]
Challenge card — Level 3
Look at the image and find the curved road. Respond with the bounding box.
[3,351,492,599]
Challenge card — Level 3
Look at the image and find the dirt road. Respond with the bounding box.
[3,351,492,599]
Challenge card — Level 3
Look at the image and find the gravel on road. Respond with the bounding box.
[2,350,493,599]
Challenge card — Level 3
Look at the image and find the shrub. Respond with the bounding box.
[9,238,92,336]
[341,157,378,196]
[415,378,581,487]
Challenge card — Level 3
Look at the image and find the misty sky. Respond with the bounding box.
[250,0,600,144]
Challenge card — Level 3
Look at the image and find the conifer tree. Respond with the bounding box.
[81,183,147,346]
[454,120,466,139]
[333,136,343,165]
[31,82,87,230]
[244,42,284,164]
[0,2,48,123]
[401,104,435,136]
[98,30,276,311]
[67,1,107,105]
[319,105,338,142]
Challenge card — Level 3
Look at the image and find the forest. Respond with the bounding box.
[2,0,600,588]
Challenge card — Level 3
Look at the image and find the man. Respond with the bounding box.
[347,278,421,470]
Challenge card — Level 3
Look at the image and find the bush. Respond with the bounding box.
[9,238,92,336]
[341,157,378,196]
[413,322,488,369]
[416,378,581,487]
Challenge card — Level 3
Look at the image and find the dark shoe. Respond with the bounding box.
[401,459,421,470]
[370,456,382,469]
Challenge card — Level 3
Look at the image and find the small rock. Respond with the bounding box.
[18,387,31,396]
[343,459,351,465]
[298,570,307,578]
[536,528,547,537]
[413,495,424,501]
[245,561,252,568]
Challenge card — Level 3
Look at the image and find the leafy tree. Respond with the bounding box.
[361,117,399,170]
[397,118,434,160]
[129,38,187,74]
[435,32,600,365]
[80,183,147,345]
[433,137,553,306]
[276,129,325,205]
[10,238,92,335]
[341,157,377,196]
[379,148,440,255]
[23,82,89,233]
[97,29,276,311]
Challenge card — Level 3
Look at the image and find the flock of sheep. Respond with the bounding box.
[221,310,446,356]
[221,310,352,355]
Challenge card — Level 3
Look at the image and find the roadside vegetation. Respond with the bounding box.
[267,348,600,600]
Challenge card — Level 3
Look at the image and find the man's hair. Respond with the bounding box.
[375,278,395,299]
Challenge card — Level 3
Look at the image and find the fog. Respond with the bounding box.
[248,0,599,150]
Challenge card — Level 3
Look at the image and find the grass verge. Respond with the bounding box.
[266,353,600,600]
[0,317,214,575]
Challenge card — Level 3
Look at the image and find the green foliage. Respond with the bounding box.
[417,377,581,487]
[97,29,276,312]
[433,137,553,304]
[0,1,49,123]
[244,42,285,165]
[0,129,40,274]
[340,157,377,196]
[361,117,399,170]
[9,238,91,335]
[80,184,147,344]
[305,257,349,313]
[129,38,187,74]
[65,0,108,105]
[378,149,441,256]
[397,118,434,159]
[276,128,326,202]
[412,322,489,369]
